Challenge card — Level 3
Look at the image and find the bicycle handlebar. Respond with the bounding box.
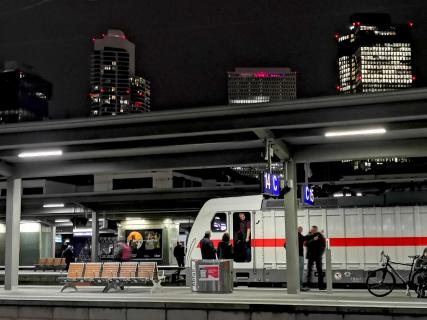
[380,251,390,263]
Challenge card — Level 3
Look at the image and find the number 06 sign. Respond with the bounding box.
[303,185,314,206]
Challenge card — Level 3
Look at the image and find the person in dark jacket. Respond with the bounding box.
[415,247,427,297]
[234,231,247,262]
[174,242,185,267]
[217,232,233,259]
[62,243,74,271]
[305,226,326,290]
[200,231,216,259]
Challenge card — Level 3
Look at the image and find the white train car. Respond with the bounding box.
[185,195,427,284]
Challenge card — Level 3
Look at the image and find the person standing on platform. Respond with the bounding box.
[62,243,74,271]
[114,241,131,262]
[173,241,186,267]
[200,231,216,259]
[217,232,233,259]
[305,225,326,290]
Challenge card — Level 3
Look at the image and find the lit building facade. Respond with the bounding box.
[129,76,150,113]
[337,13,414,94]
[0,61,52,123]
[90,30,150,116]
[228,68,296,104]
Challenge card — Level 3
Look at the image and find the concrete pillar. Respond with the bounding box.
[5,178,22,290]
[51,225,56,258]
[284,160,300,294]
[91,212,99,262]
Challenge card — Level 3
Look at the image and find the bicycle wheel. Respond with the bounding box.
[366,268,396,297]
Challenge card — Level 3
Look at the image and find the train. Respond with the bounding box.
[185,195,427,284]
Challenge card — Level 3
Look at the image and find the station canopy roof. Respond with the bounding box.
[1,88,427,219]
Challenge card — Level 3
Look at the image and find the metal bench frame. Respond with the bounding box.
[59,262,165,293]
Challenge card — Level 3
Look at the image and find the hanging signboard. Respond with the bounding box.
[262,172,281,197]
[302,185,315,206]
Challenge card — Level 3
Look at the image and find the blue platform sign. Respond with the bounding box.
[303,185,315,206]
[262,172,280,197]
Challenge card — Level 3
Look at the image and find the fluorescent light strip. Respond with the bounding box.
[325,128,386,137]
[18,150,63,158]
[43,203,65,208]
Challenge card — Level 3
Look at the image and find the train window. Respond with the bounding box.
[210,212,227,232]
[233,212,251,262]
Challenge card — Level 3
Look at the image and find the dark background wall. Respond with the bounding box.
[0,0,426,119]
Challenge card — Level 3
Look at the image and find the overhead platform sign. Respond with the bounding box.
[303,185,315,206]
[262,172,280,197]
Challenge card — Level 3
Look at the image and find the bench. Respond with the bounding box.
[59,262,85,292]
[60,262,165,293]
[34,258,66,272]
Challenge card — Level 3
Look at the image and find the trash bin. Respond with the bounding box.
[191,259,233,293]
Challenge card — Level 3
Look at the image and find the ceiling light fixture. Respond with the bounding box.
[18,150,63,158]
[43,203,65,208]
[325,128,386,138]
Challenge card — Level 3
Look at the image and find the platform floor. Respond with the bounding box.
[0,286,424,309]
[0,271,64,276]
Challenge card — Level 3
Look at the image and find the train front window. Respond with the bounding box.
[211,212,227,232]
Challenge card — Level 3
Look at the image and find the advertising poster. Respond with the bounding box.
[199,265,220,281]
[125,229,162,259]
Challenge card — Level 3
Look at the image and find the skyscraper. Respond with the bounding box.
[0,61,52,123]
[90,30,150,116]
[227,68,296,104]
[336,13,414,94]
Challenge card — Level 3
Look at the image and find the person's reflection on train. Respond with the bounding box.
[238,212,251,261]
[217,232,233,259]
[234,232,247,262]
[200,231,216,259]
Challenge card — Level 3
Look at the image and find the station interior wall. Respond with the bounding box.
[0,223,54,266]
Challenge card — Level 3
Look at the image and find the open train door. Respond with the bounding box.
[230,211,255,282]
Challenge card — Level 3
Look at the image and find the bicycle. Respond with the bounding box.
[366,251,425,297]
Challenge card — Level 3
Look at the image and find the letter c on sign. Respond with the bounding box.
[273,175,278,191]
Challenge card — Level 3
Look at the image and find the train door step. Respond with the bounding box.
[235,272,250,280]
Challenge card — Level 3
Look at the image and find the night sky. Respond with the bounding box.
[0,0,426,119]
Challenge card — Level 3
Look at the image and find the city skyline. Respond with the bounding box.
[0,1,426,119]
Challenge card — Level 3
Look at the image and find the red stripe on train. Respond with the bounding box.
[197,237,427,248]
[330,237,427,247]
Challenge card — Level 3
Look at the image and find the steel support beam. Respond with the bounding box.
[5,178,22,290]
[0,160,14,177]
[284,160,300,294]
[51,225,56,258]
[294,138,427,163]
[253,129,290,161]
[0,89,425,151]
[14,149,263,178]
[91,212,99,262]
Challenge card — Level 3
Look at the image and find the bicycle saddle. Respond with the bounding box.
[409,255,420,259]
